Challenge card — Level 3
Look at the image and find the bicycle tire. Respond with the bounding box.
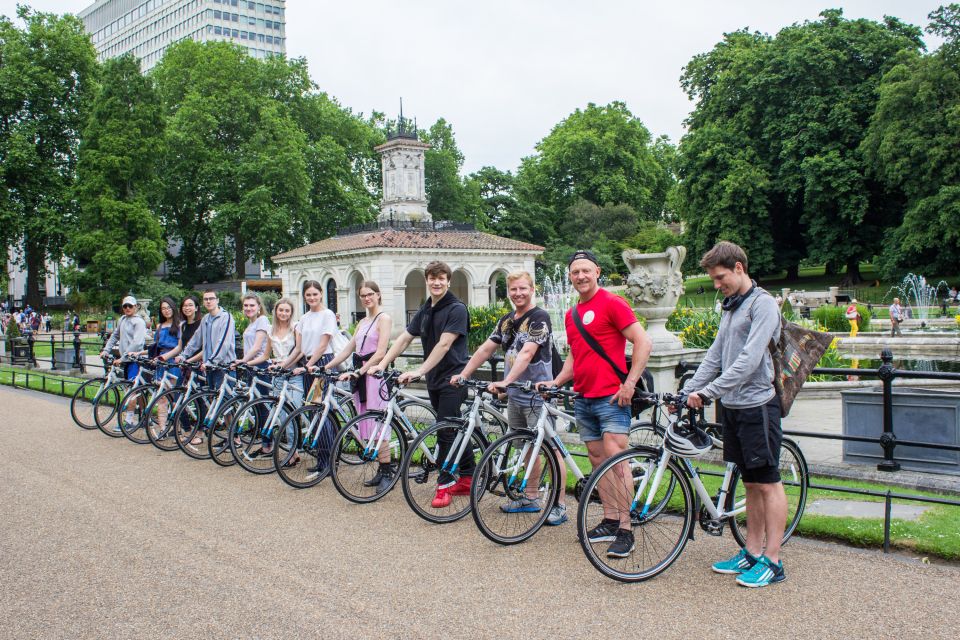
[397,399,436,433]
[145,386,187,451]
[94,381,132,437]
[576,446,695,583]
[273,403,340,488]
[229,397,291,475]
[173,390,217,459]
[207,395,247,466]
[116,384,155,444]
[476,406,508,442]
[728,437,808,548]
[470,431,560,545]
[330,412,407,503]
[399,420,489,524]
[70,377,107,430]
[628,420,665,449]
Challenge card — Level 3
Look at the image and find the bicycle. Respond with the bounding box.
[272,368,359,488]
[398,378,507,524]
[93,356,154,438]
[329,369,439,503]
[207,364,278,467]
[70,356,121,430]
[143,361,208,452]
[470,383,592,544]
[227,367,302,475]
[576,392,808,582]
[171,363,239,460]
[116,359,181,444]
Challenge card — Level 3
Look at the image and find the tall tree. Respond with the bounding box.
[66,55,165,303]
[677,12,923,280]
[513,101,671,246]
[862,4,960,277]
[421,118,483,224]
[152,40,311,283]
[0,7,97,306]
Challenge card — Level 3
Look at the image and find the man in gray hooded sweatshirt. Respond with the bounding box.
[179,290,236,390]
[682,241,787,588]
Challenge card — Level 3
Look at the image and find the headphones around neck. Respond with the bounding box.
[720,280,757,313]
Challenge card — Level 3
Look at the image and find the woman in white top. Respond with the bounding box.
[286,280,337,384]
[234,293,273,455]
[267,297,302,402]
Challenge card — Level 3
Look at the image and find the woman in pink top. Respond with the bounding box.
[326,281,393,472]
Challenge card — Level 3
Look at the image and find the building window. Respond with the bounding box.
[214,9,221,18]
[214,25,222,35]
[232,13,239,22]
[232,28,239,37]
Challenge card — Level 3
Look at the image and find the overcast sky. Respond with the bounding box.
[1,1,946,173]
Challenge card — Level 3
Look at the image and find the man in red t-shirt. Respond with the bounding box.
[542,250,652,558]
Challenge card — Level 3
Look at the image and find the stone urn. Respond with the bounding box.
[623,245,686,352]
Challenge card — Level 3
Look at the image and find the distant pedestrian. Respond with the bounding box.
[889,298,904,337]
[845,299,860,338]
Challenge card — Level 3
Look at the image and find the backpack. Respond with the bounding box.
[749,291,832,417]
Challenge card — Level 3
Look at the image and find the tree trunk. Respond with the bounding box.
[786,263,799,281]
[824,261,838,276]
[24,239,45,309]
[845,259,863,285]
[234,233,246,280]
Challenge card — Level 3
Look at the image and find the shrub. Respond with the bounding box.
[5,316,22,348]
[811,304,872,332]
[467,302,509,351]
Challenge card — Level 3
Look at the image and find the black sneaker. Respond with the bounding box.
[364,464,388,487]
[606,529,635,558]
[376,464,396,493]
[586,519,620,543]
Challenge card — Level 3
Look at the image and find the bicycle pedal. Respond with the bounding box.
[697,506,725,536]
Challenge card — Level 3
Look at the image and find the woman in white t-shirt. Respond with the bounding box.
[267,297,302,403]
[288,280,338,381]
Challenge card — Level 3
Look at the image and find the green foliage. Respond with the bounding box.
[0,7,98,306]
[5,316,22,348]
[232,310,249,335]
[677,11,924,279]
[467,302,509,351]
[666,307,720,349]
[624,221,681,254]
[218,291,241,312]
[811,304,872,332]
[808,338,846,381]
[66,55,165,303]
[132,276,188,305]
[259,291,279,313]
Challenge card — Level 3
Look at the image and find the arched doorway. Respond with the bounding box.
[452,269,470,305]
[489,270,509,305]
[325,278,338,315]
[348,271,365,325]
[404,270,426,325]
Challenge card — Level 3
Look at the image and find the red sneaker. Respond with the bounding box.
[448,475,472,496]
[431,486,452,508]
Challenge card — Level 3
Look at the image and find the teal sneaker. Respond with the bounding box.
[736,555,786,587]
[711,549,758,575]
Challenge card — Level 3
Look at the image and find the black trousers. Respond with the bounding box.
[428,384,471,481]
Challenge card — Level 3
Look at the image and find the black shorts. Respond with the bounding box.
[721,398,782,484]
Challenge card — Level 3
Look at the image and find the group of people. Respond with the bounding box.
[96,241,790,588]
[0,302,54,336]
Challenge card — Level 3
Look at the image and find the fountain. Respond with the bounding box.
[539,264,576,353]
[886,274,949,323]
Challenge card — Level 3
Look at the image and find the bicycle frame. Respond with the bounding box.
[299,380,354,449]
[507,402,586,492]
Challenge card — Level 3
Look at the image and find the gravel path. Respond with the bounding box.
[1,385,957,639]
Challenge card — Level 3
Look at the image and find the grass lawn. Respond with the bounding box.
[0,367,93,397]
[681,263,960,309]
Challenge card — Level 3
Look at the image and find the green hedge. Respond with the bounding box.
[811,304,871,332]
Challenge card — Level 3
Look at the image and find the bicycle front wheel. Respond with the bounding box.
[117,384,154,444]
[274,404,339,488]
[208,396,246,467]
[398,399,436,433]
[330,412,406,503]
[146,386,186,451]
[173,391,217,460]
[400,421,488,524]
[70,377,107,430]
[95,381,132,437]
[728,437,808,548]
[471,431,559,545]
[577,447,694,583]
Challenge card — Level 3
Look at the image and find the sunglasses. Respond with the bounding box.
[122,304,134,309]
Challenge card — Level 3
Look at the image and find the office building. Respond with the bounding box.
[78,0,286,71]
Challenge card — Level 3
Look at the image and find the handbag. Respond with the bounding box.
[571,304,654,417]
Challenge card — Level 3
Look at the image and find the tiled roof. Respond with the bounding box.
[274,229,544,261]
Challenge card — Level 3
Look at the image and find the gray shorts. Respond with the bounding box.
[508,403,541,431]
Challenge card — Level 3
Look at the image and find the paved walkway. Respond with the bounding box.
[1,386,958,639]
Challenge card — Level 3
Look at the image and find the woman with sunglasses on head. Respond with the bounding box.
[326,282,393,485]
[100,295,147,430]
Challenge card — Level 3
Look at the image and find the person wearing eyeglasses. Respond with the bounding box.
[178,289,237,392]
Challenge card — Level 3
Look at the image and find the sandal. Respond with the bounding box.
[282,456,300,468]
[189,436,203,446]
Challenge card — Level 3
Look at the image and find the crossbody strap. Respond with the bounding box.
[571,304,627,383]
[357,312,383,353]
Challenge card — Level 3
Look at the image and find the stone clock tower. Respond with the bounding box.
[375,113,431,223]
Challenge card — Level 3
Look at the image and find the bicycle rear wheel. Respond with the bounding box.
[330,412,406,503]
[117,384,154,444]
[400,421,488,524]
[208,396,245,466]
[397,399,436,433]
[145,387,186,451]
[628,420,665,449]
[471,431,559,545]
[577,447,694,582]
[173,391,217,459]
[274,404,339,488]
[95,381,132,437]
[728,437,808,548]
[70,377,107,430]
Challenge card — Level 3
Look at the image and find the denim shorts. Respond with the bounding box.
[574,395,631,442]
